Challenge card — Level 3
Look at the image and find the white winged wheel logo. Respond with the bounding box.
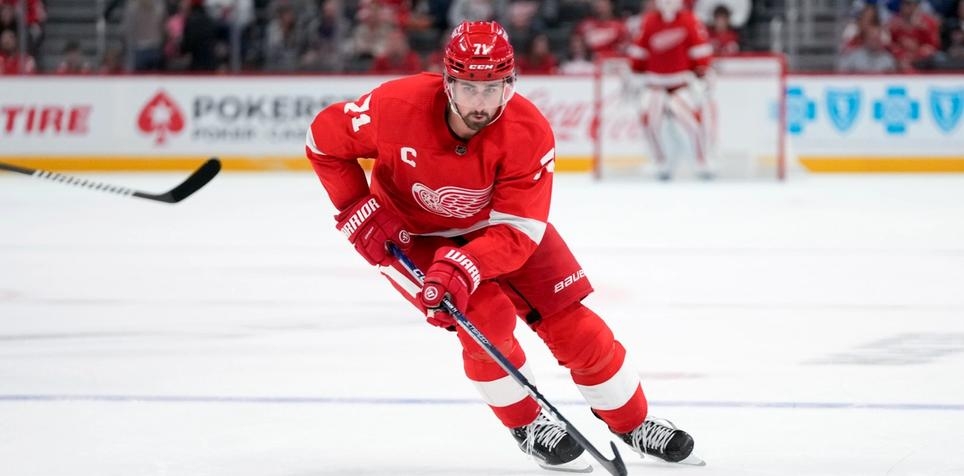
[411,183,493,219]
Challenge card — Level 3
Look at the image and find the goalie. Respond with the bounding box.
[627,0,716,180]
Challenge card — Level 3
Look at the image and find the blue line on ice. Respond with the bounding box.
[1,394,963,411]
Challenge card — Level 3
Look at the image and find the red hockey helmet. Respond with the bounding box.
[443,21,515,81]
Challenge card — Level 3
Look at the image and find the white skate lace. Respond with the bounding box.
[524,413,568,457]
[632,418,677,455]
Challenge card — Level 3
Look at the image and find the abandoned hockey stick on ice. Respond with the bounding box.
[0,158,222,204]
[388,243,628,476]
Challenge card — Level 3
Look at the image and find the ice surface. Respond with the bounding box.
[2,172,964,476]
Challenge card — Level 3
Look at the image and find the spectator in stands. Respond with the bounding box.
[841,3,889,50]
[163,0,191,70]
[122,0,166,71]
[303,0,351,72]
[0,3,16,37]
[0,28,35,74]
[264,1,313,71]
[501,0,544,53]
[707,4,739,56]
[574,0,628,59]
[559,31,595,74]
[516,31,558,73]
[348,0,397,66]
[938,0,964,68]
[370,27,422,73]
[838,24,898,72]
[940,0,963,50]
[421,26,451,73]
[55,40,91,73]
[97,45,124,74]
[181,0,219,71]
[0,0,45,56]
[888,0,941,70]
[447,0,500,26]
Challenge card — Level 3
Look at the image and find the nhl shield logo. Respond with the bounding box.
[929,88,964,133]
[826,88,861,132]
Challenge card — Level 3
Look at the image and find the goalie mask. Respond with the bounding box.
[655,0,683,21]
[443,21,516,129]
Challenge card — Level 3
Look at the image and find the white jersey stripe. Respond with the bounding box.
[489,210,546,245]
[575,360,641,411]
[418,211,547,245]
[539,148,555,166]
[688,43,713,59]
[305,128,324,155]
[471,362,535,407]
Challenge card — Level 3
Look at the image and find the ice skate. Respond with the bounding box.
[511,411,592,473]
[616,417,705,466]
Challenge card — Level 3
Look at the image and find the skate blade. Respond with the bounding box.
[676,453,706,466]
[638,453,706,467]
[538,456,593,473]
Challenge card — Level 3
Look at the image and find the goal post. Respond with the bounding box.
[592,53,788,181]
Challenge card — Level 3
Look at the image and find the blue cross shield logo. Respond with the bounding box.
[786,86,817,135]
[826,88,861,133]
[929,88,964,133]
[872,86,920,134]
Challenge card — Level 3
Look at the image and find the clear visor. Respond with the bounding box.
[445,77,516,111]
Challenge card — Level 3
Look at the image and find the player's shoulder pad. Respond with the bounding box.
[371,73,443,109]
[502,92,553,139]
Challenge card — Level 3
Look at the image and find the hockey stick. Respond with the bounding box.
[388,243,628,476]
[0,158,222,204]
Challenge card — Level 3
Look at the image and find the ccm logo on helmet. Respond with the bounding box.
[468,64,495,70]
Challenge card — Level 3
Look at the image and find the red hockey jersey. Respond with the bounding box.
[627,10,713,87]
[306,73,556,279]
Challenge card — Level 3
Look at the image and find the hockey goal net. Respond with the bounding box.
[592,54,787,180]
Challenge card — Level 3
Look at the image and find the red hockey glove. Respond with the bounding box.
[335,194,411,266]
[419,247,481,330]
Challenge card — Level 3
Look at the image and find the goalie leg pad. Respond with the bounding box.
[640,87,670,165]
[533,303,649,433]
[667,89,710,167]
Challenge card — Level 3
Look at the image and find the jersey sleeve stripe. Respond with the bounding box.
[626,44,648,59]
[688,43,713,59]
[305,128,324,155]
[539,147,555,166]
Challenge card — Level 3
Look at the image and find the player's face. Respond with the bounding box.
[448,78,513,130]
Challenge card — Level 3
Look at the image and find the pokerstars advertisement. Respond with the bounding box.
[0,76,385,157]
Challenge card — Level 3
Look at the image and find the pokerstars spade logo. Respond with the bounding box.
[137,90,185,145]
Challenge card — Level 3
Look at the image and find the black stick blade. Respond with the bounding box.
[133,158,221,203]
[600,441,627,476]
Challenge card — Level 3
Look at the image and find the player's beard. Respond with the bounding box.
[459,109,495,131]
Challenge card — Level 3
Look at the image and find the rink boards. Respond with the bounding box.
[0,73,962,173]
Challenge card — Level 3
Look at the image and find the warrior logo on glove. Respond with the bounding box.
[336,194,412,266]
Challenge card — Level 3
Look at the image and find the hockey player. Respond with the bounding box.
[627,0,716,180]
[305,20,698,471]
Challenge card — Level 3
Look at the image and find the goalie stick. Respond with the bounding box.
[0,158,221,204]
[388,243,628,476]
